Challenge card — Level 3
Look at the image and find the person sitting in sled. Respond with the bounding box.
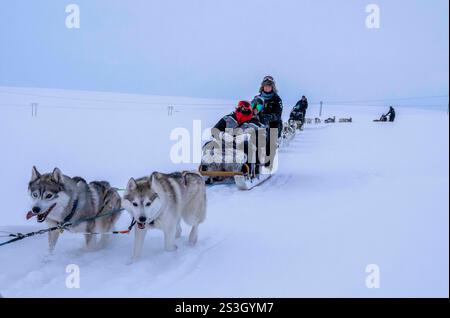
[201,101,268,180]
[212,100,265,162]
[213,100,254,134]
[202,101,257,174]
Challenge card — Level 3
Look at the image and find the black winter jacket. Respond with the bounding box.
[295,99,308,112]
[259,94,283,126]
[213,113,239,132]
[213,113,266,133]
[386,108,396,122]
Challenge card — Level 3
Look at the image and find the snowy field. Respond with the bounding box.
[0,87,448,297]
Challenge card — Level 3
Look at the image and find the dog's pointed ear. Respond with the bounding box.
[147,176,153,188]
[150,172,160,182]
[127,178,138,191]
[52,167,63,183]
[31,166,41,182]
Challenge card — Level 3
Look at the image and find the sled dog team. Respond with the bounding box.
[27,166,207,262]
[25,75,297,260]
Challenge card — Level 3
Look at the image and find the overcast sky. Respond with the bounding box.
[0,0,448,106]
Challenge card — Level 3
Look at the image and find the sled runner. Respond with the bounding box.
[234,156,277,190]
[374,115,389,122]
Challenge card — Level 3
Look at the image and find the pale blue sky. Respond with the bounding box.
[0,0,448,105]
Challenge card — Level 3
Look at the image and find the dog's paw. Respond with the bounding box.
[126,258,136,266]
[165,244,178,252]
[126,255,142,265]
[188,237,198,246]
[41,253,55,264]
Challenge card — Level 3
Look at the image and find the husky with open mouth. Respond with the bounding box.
[27,166,122,253]
[122,171,207,262]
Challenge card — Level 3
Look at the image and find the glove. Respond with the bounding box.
[260,114,273,124]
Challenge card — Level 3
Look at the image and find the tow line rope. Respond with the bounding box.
[0,208,135,248]
[70,218,136,236]
[0,224,66,247]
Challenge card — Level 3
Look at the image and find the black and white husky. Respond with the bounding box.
[122,171,207,262]
[27,167,122,253]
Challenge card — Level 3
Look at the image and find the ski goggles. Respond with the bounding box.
[237,107,252,115]
[237,101,252,112]
[262,76,275,85]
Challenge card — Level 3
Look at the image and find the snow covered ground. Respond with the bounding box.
[0,87,448,297]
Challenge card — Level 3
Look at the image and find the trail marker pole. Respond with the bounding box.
[31,102,38,117]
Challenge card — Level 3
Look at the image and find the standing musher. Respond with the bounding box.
[290,95,309,129]
[385,106,396,122]
[258,76,283,140]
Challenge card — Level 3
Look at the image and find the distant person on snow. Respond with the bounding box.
[296,95,309,118]
[258,76,283,139]
[290,95,309,126]
[385,106,396,122]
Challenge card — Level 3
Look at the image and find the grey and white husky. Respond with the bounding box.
[27,166,122,253]
[122,171,207,261]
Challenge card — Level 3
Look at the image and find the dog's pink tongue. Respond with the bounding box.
[26,211,35,220]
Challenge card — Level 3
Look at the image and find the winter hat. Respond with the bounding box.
[236,100,252,112]
[259,75,278,94]
[235,100,253,124]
